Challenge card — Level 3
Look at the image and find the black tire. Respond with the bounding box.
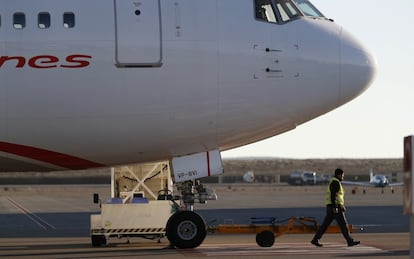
[256,230,274,247]
[166,211,206,249]
[91,235,106,247]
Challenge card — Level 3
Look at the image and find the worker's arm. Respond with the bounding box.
[330,180,340,206]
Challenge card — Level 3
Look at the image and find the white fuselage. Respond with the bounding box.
[0,0,376,171]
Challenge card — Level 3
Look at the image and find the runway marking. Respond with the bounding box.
[190,242,387,256]
[6,197,56,230]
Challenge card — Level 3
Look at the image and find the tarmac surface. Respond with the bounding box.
[0,184,410,258]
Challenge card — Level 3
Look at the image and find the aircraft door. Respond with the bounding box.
[114,0,162,67]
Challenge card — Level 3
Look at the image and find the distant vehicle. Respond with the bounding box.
[288,171,317,185]
[315,174,330,185]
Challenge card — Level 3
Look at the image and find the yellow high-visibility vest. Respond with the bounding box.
[325,177,344,205]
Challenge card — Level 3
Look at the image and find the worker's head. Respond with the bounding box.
[335,168,344,180]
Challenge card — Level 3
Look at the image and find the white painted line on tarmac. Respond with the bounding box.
[195,242,387,256]
[6,197,56,230]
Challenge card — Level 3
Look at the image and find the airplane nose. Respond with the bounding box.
[339,27,377,104]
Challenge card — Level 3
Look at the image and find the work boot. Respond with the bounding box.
[348,240,360,246]
[311,239,323,247]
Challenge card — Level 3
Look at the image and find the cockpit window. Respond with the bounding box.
[255,0,278,23]
[254,0,326,24]
[275,0,301,22]
[276,2,298,22]
[255,0,301,24]
[292,0,325,18]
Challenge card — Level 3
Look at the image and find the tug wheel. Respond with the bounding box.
[256,230,275,247]
[91,235,106,247]
[166,211,206,248]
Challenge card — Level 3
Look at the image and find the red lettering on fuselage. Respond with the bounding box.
[62,54,92,68]
[0,56,25,68]
[28,55,59,68]
[0,54,92,69]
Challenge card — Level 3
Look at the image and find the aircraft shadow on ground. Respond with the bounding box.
[0,206,408,239]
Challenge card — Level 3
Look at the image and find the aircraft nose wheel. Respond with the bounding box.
[166,211,206,248]
[177,221,198,240]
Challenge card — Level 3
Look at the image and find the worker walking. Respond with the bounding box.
[311,168,360,247]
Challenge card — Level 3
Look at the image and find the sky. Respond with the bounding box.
[222,0,414,159]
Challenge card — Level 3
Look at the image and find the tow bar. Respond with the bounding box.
[207,216,363,247]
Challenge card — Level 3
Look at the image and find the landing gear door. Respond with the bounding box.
[114,0,162,67]
[172,150,224,183]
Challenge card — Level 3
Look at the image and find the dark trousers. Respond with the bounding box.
[313,205,353,242]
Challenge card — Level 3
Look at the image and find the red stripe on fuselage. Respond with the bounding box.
[0,141,104,170]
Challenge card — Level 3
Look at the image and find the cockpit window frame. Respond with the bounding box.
[292,0,325,19]
[254,0,326,25]
[254,0,280,24]
[254,0,303,25]
[274,0,302,23]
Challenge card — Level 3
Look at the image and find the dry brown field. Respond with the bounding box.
[0,158,403,184]
[223,157,403,176]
